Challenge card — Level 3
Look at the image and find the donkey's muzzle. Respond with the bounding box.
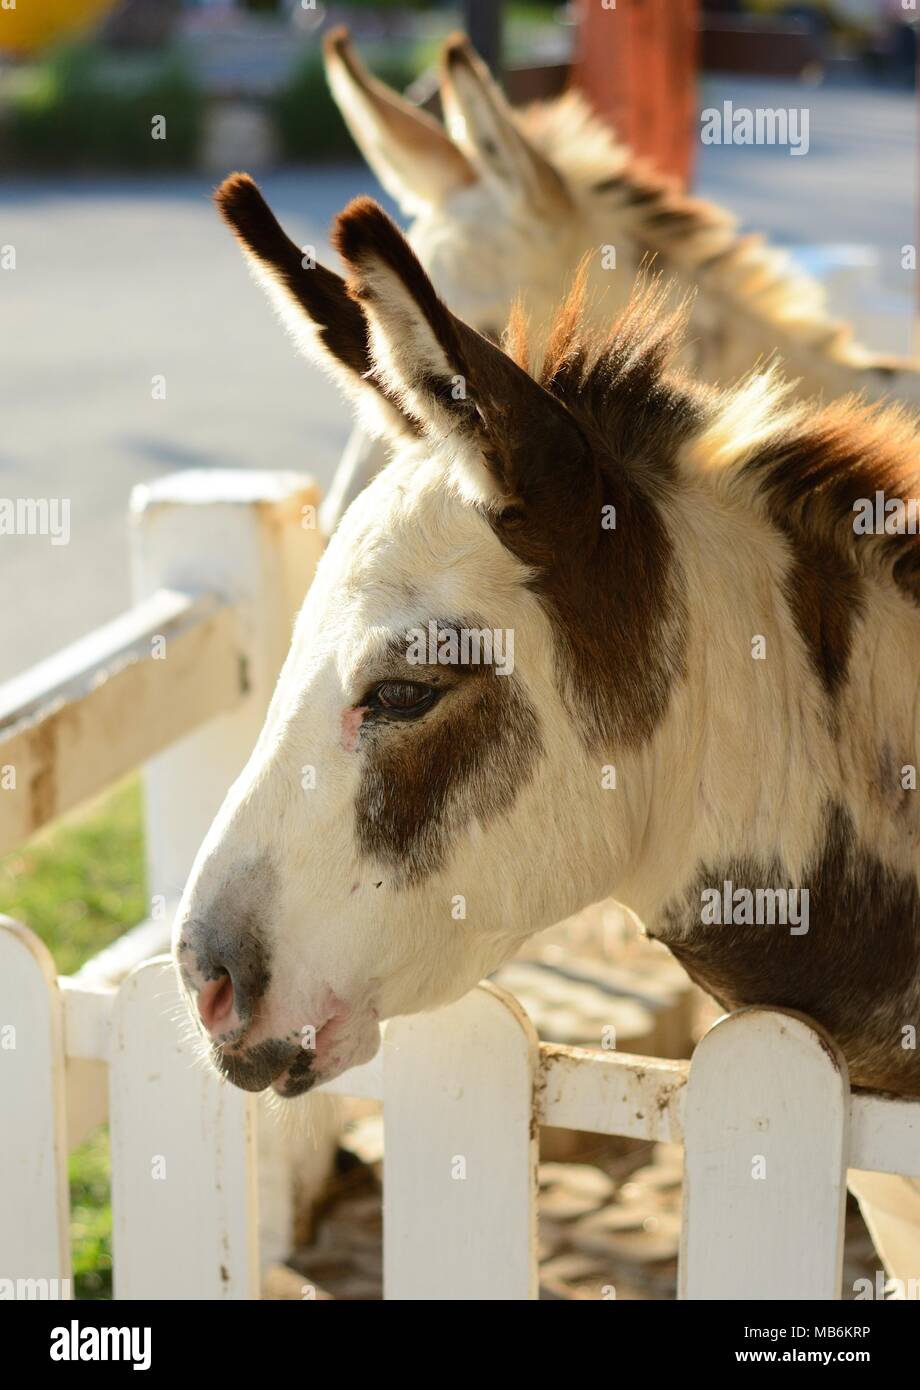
[213,1037,314,1095]
[175,916,272,1046]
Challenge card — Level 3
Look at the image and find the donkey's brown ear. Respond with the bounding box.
[439,35,572,218]
[334,196,587,508]
[215,173,415,440]
[323,27,477,215]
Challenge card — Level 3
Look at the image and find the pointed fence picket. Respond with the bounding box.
[0,919,70,1294]
[382,983,540,1300]
[680,1009,849,1300]
[109,960,258,1300]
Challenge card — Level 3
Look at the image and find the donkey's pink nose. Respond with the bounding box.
[198,973,236,1037]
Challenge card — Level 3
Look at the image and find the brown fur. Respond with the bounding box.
[493,276,706,750]
[660,804,920,1094]
[214,175,417,432]
[216,174,370,377]
[355,641,542,887]
[742,399,920,609]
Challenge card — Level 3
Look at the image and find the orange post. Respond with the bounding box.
[571,0,699,187]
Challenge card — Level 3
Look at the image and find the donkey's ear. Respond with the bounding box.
[215,173,415,441]
[439,34,572,218]
[334,197,587,509]
[323,27,477,215]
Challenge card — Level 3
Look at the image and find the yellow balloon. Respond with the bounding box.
[0,0,120,56]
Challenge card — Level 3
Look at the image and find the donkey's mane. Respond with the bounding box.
[509,272,920,606]
[518,91,872,365]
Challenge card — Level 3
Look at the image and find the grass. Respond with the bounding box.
[68,1130,114,1300]
[0,775,146,1299]
[0,777,145,977]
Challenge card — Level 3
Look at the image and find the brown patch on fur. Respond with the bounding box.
[355,656,542,887]
[781,539,863,702]
[214,174,417,430]
[492,279,708,750]
[216,174,369,376]
[741,397,920,610]
[657,803,920,1095]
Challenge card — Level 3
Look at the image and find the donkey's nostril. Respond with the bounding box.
[198,973,235,1036]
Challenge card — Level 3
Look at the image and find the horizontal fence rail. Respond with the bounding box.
[0,590,245,857]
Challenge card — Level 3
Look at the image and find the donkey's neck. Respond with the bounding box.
[579,191,920,409]
[607,476,920,1093]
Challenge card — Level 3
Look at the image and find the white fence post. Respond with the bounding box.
[0,918,71,1294]
[130,469,323,908]
[109,958,258,1300]
[129,471,323,1282]
[383,983,540,1301]
[680,1007,849,1300]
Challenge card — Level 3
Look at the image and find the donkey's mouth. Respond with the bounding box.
[270,1060,319,1099]
[270,1008,356,1097]
[213,1038,313,1095]
[213,1003,382,1098]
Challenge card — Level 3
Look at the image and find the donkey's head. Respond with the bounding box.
[324,28,604,340]
[325,31,920,412]
[173,174,693,1096]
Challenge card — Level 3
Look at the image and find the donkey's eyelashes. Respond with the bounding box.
[361,680,441,721]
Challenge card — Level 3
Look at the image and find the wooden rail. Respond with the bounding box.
[0,590,245,857]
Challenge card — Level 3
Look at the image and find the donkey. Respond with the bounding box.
[325,28,920,411]
[175,176,920,1281]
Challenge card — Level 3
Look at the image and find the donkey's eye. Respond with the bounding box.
[369,681,438,718]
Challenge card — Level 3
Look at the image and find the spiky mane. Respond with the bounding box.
[517,92,886,366]
[506,268,707,491]
[514,272,920,606]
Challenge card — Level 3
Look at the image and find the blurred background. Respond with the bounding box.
[0,0,916,680]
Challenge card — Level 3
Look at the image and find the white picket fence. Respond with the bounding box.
[1,470,919,1301]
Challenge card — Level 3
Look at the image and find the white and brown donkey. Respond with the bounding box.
[319,30,920,531]
[326,29,920,410]
[175,177,920,1282]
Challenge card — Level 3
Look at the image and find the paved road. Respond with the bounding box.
[0,166,387,682]
[0,74,915,682]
